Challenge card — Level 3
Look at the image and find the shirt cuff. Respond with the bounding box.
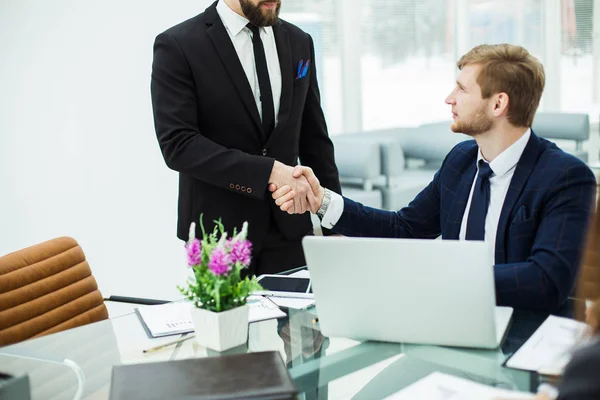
[537,383,558,400]
[320,190,344,229]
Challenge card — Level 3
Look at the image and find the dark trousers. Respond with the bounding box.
[248,214,309,276]
[254,240,306,275]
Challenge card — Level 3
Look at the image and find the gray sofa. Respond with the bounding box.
[332,112,591,210]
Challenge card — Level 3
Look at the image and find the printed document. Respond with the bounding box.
[384,372,533,400]
[136,296,286,338]
[506,315,587,375]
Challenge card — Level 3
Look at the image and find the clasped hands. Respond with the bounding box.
[268,161,324,214]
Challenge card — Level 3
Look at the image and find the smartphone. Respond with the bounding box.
[253,274,314,299]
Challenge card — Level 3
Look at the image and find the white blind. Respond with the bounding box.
[560,0,596,118]
[361,0,455,129]
[280,0,343,133]
[467,0,544,60]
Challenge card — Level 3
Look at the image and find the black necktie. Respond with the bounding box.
[247,24,275,137]
[465,160,494,241]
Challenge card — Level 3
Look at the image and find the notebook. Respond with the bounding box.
[109,351,297,400]
[136,296,286,338]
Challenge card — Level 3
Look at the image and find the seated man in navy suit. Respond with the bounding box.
[269,44,596,312]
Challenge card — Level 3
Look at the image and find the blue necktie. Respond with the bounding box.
[465,160,494,241]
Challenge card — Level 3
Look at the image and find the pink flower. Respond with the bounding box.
[208,248,232,276]
[185,238,202,267]
[230,240,252,267]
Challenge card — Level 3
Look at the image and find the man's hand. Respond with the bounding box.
[269,166,325,214]
[269,161,316,214]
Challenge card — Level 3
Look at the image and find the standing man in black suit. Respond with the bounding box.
[151,0,341,276]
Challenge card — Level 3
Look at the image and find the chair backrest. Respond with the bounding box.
[349,124,470,169]
[333,137,382,190]
[410,122,471,166]
[0,237,108,346]
[532,112,589,162]
[532,112,589,142]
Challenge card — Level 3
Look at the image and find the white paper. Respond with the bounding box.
[289,269,311,279]
[268,296,315,310]
[506,315,587,374]
[136,297,286,338]
[246,295,287,322]
[136,302,195,337]
[384,372,534,400]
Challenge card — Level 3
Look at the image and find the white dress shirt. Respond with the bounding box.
[458,129,531,256]
[322,129,532,260]
[216,0,281,126]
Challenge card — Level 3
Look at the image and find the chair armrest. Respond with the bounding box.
[104,296,170,305]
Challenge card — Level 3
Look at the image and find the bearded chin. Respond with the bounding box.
[452,120,492,137]
[240,0,281,27]
[451,107,493,137]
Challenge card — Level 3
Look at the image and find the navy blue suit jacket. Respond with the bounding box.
[333,133,596,311]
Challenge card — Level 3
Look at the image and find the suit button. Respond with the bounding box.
[247,188,253,194]
[229,183,234,189]
[235,184,240,190]
[241,186,246,192]
[262,149,267,156]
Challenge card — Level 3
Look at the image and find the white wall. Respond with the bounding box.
[0,0,215,300]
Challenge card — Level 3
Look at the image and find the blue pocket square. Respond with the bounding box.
[296,59,310,79]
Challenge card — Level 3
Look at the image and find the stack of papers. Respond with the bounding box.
[384,372,533,400]
[505,315,588,375]
[136,296,286,338]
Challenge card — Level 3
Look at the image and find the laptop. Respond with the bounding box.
[302,236,513,349]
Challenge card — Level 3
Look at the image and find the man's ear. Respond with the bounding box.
[492,93,509,117]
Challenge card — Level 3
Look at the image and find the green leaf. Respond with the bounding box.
[199,213,207,238]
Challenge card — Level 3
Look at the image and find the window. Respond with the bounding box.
[560,0,597,121]
[281,0,343,133]
[361,0,455,129]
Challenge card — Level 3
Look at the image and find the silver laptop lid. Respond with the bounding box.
[302,236,502,349]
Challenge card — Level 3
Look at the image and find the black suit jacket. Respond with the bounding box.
[151,2,341,260]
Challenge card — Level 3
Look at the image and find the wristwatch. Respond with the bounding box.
[316,188,331,220]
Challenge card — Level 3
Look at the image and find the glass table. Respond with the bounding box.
[0,278,572,400]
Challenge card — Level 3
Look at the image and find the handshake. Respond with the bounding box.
[268,161,325,215]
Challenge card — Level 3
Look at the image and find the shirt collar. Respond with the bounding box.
[216,0,252,37]
[477,128,531,178]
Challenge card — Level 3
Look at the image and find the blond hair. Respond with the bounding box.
[577,197,600,334]
[457,44,545,128]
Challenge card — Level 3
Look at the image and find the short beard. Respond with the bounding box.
[451,103,493,137]
[240,0,281,27]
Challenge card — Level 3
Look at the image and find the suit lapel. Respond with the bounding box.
[264,20,292,148]
[205,3,265,141]
[494,132,543,263]
[446,162,477,239]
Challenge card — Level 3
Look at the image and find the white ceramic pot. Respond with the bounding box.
[190,304,249,352]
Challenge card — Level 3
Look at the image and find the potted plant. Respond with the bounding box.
[179,218,262,352]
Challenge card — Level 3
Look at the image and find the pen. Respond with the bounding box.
[143,334,196,353]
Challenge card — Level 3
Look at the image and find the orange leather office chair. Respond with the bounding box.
[0,237,108,347]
